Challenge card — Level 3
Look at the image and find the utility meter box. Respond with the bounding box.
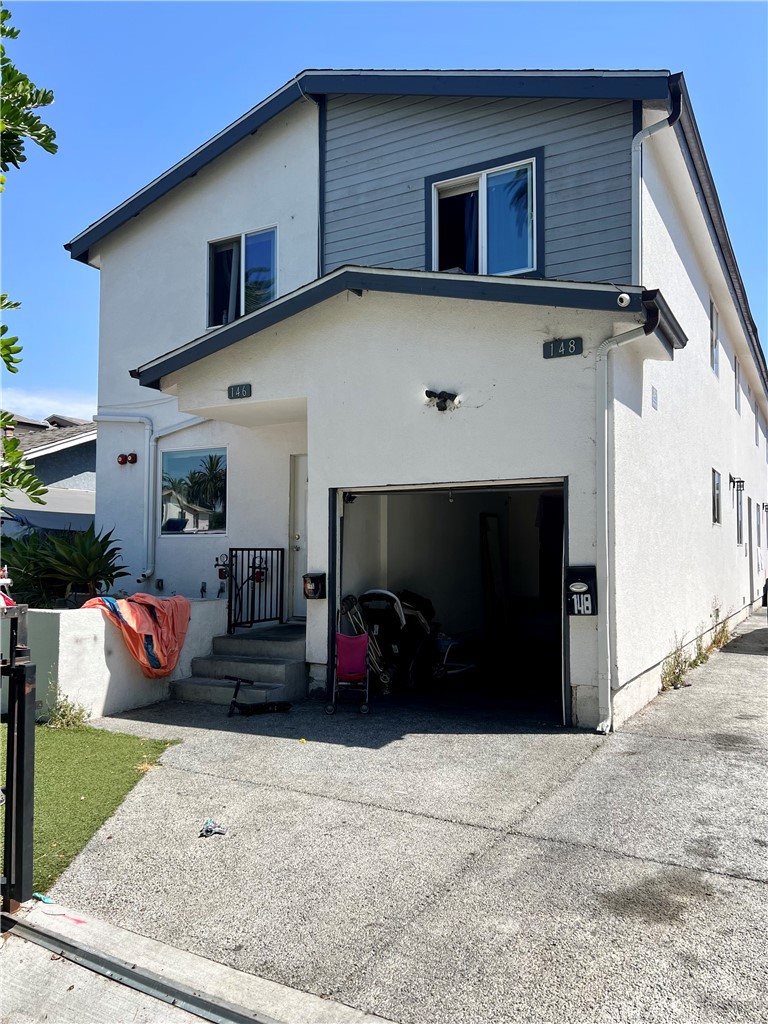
[303,573,326,600]
[565,566,598,616]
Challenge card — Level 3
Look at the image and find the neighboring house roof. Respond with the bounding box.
[5,412,50,431]
[46,414,91,428]
[3,486,96,517]
[13,421,97,457]
[132,265,686,390]
[64,67,764,391]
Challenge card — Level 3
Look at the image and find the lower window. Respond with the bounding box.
[161,448,227,534]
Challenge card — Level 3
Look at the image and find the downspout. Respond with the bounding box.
[594,308,659,733]
[94,413,205,583]
[631,73,683,283]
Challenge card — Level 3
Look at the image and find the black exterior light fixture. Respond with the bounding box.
[729,474,745,492]
[425,389,458,412]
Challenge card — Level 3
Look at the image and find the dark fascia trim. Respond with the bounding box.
[673,78,766,394]
[132,267,645,390]
[65,81,305,263]
[302,71,670,101]
[642,288,688,355]
[65,70,669,264]
[424,148,545,278]
[318,95,327,277]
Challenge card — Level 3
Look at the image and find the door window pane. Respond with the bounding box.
[487,165,532,274]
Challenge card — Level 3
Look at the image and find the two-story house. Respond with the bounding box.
[66,69,768,730]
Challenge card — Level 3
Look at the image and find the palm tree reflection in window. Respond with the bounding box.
[162,451,227,533]
[487,165,533,274]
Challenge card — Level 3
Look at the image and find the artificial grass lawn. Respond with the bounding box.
[1,724,176,892]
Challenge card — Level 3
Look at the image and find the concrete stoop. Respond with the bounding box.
[171,622,307,706]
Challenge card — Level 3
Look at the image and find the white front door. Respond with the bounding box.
[289,454,308,618]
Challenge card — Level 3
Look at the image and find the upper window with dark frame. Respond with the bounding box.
[208,228,276,328]
[432,158,536,277]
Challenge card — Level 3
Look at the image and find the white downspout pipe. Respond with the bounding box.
[94,413,205,583]
[631,74,683,284]
[595,324,650,733]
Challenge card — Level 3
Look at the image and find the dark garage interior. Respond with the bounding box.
[338,483,566,722]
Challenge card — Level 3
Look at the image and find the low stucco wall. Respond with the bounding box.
[1,598,227,720]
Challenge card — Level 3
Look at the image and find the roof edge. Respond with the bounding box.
[65,69,671,263]
[132,266,645,390]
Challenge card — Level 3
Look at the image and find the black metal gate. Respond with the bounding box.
[227,548,285,633]
[2,604,36,913]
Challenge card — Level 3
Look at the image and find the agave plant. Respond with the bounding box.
[3,524,130,606]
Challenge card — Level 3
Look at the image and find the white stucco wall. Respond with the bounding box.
[92,100,318,593]
[166,289,639,724]
[5,599,227,720]
[608,137,768,724]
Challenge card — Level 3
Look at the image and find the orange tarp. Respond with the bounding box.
[83,593,191,678]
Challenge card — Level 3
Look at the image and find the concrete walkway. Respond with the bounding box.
[23,615,768,1022]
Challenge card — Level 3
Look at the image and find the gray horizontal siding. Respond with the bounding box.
[324,93,634,282]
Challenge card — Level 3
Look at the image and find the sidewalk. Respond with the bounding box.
[3,613,766,1024]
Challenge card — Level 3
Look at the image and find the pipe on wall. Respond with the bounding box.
[94,413,205,583]
[631,74,683,284]
[594,325,649,733]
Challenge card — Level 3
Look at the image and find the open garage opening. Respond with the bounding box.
[335,481,567,724]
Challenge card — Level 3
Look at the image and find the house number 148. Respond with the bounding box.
[543,337,583,359]
[571,593,593,615]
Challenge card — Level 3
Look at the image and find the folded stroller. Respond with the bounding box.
[325,631,370,715]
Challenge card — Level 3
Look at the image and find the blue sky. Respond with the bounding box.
[2,0,766,420]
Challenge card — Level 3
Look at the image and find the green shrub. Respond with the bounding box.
[3,524,129,607]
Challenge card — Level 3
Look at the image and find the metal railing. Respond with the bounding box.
[227,548,285,633]
[1,604,36,914]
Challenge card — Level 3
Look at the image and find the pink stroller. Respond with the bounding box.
[325,631,370,715]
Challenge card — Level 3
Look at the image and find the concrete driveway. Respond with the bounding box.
[50,615,768,1024]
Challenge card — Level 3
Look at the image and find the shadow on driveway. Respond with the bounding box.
[108,693,570,751]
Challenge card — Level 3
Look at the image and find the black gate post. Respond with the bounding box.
[1,605,36,914]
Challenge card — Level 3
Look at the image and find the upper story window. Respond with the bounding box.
[208,228,276,328]
[709,300,719,376]
[430,156,538,277]
[734,357,741,413]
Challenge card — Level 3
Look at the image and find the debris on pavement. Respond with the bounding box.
[199,818,227,838]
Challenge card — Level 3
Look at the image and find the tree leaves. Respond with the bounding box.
[0,8,56,505]
[0,6,58,178]
[1,293,22,372]
[1,411,48,504]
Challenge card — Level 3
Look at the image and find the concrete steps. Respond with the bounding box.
[172,622,307,706]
